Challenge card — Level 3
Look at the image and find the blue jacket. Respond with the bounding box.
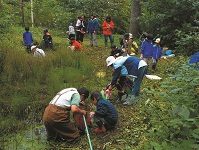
[152,44,162,59]
[189,52,199,70]
[23,31,33,46]
[141,39,153,58]
[111,56,141,85]
[95,98,118,121]
[87,18,99,33]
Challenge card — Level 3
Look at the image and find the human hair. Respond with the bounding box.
[106,16,111,21]
[77,87,89,99]
[90,91,102,101]
[25,27,29,31]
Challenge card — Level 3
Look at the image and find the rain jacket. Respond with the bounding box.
[87,18,99,33]
[102,20,114,35]
[140,39,153,58]
[152,44,162,60]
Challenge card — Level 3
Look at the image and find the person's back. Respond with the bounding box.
[23,27,33,53]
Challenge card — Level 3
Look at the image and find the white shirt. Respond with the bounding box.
[34,48,45,57]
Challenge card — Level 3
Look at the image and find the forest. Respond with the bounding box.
[0,0,199,149]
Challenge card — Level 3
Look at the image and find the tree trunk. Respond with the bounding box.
[129,0,141,38]
[21,0,25,27]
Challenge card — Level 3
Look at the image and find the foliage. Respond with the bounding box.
[1,26,199,149]
[138,0,199,55]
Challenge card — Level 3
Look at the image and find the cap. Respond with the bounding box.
[31,45,37,51]
[155,38,160,43]
[106,56,116,67]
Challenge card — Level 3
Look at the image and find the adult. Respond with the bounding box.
[31,45,45,57]
[68,37,82,51]
[106,56,147,105]
[89,91,118,133]
[43,87,89,143]
[75,16,85,43]
[87,14,99,47]
[23,27,33,53]
[102,16,114,48]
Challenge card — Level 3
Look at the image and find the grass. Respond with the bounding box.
[1,29,198,150]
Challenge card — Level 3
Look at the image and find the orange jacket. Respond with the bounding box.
[72,40,82,51]
[102,20,114,35]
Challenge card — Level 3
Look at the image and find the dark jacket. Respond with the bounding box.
[87,18,99,33]
[95,98,118,121]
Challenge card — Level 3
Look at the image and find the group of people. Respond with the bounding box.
[22,16,165,144]
[105,32,163,105]
[67,14,115,49]
[23,27,54,57]
[43,87,118,143]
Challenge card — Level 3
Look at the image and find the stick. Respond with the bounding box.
[83,115,93,150]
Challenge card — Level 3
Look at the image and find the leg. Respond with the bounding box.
[89,32,93,46]
[109,35,114,46]
[104,35,108,47]
[93,32,98,46]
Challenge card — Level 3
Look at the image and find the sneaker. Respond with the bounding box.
[94,128,106,133]
[123,95,139,105]
[115,98,121,103]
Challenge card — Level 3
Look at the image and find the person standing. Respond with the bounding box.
[106,56,147,105]
[87,14,99,47]
[151,38,162,72]
[75,16,85,43]
[23,27,33,53]
[89,91,118,133]
[43,87,89,143]
[102,16,114,48]
[140,33,154,71]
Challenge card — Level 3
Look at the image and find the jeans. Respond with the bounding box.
[131,66,147,96]
[104,35,114,47]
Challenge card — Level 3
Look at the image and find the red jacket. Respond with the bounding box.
[102,20,114,35]
[72,40,82,51]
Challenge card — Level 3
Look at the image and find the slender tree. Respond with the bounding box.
[129,0,141,38]
[21,0,25,27]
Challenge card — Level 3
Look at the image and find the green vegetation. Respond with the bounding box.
[0,0,199,149]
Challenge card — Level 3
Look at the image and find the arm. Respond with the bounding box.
[71,105,86,115]
[109,67,122,88]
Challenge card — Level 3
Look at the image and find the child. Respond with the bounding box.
[31,45,46,57]
[68,37,82,51]
[152,38,162,72]
[43,31,53,49]
[67,23,75,40]
[23,27,33,53]
[89,91,118,133]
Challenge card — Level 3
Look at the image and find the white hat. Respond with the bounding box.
[129,33,133,39]
[155,38,161,43]
[106,56,116,67]
[31,45,37,51]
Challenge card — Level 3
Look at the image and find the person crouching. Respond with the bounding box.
[89,91,118,133]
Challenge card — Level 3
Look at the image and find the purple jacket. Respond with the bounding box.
[23,31,33,46]
[152,45,162,59]
[141,39,153,58]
